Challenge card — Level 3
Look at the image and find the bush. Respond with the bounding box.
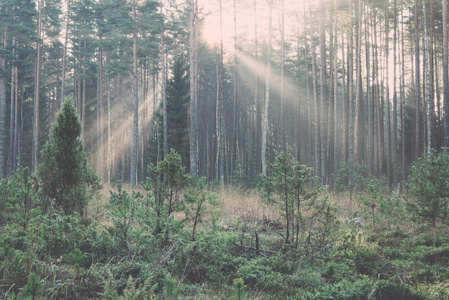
[299,275,372,300]
[406,149,449,227]
[369,279,425,300]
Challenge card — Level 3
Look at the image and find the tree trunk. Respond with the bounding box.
[393,0,398,186]
[348,0,354,161]
[232,0,238,169]
[161,2,168,159]
[0,25,7,177]
[354,0,362,163]
[422,0,431,154]
[189,0,198,178]
[319,0,327,183]
[61,0,71,106]
[444,0,449,150]
[280,0,285,152]
[33,0,42,175]
[385,0,391,182]
[401,2,406,183]
[415,0,421,160]
[130,0,139,185]
[8,37,16,175]
[261,0,273,176]
[310,0,320,176]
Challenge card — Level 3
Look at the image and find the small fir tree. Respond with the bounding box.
[260,148,327,249]
[407,149,449,227]
[38,99,100,215]
[144,149,190,235]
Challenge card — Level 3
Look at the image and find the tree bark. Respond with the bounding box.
[414,0,421,160]
[423,0,431,153]
[130,0,139,185]
[261,0,273,176]
[385,0,391,182]
[161,1,168,159]
[444,0,449,150]
[189,0,198,178]
[61,0,71,106]
[33,0,42,175]
[348,0,354,161]
[393,0,398,186]
[354,0,362,163]
[319,0,327,183]
[0,24,7,177]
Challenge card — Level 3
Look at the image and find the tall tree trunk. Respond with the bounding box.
[401,2,406,183]
[161,1,168,159]
[189,0,198,178]
[348,0,354,161]
[252,0,260,180]
[33,0,42,175]
[444,0,449,150]
[374,9,383,176]
[319,0,327,183]
[280,0,285,152]
[232,0,238,169]
[97,43,104,180]
[0,25,7,177]
[310,0,320,176]
[61,0,71,105]
[354,0,362,163]
[8,37,16,175]
[106,70,111,184]
[365,4,372,174]
[130,0,139,185]
[261,0,273,176]
[423,0,431,153]
[393,0,398,186]
[414,0,421,160]
[385,0,391,183]
[82,37,86,140]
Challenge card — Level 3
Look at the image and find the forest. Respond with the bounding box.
[1,0,449,298]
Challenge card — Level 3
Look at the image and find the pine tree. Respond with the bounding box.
[38,99,100,215]
[407,149,449,227]
[149,57,190,171]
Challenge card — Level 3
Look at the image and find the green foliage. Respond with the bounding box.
[144,149,190,235]
[38,99,100,215]
[0,167,41,247]
[68,248,88,273]
[163,273,179,299]
[260,148,333,250]
[357,176,404,227]
[232,159,249,189]
[107,181,144,256]
[369,279,425,300]
[149,56,190,171]
[21,272,42,300]
[406,149,449,227]
[333,159,369,192]
[184,177,218,241]
[232,278,247,300]
[299,276,372,300]
[99,271,157,300]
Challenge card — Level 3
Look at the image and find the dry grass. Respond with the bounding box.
[213,186,281,228]
[88,183,281,229]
